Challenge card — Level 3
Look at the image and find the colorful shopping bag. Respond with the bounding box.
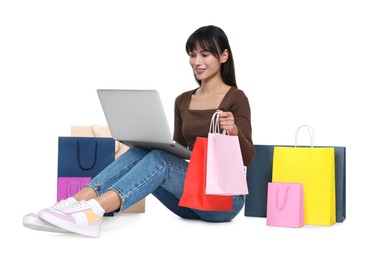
[178,137,233,211]
[244,145,274,217]
[244,145,346,223]
[57,136,115,178]
[266,182,304,228]
[334,146,346,222]
[70,125,145,213]
[206,112,248,195]
[57,136,116,216]
[272,125,336,226]
[57,177,91,202]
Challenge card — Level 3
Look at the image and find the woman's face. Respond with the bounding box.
[188,44,225,82]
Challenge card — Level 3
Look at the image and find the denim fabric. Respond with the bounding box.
[87,147,244,222]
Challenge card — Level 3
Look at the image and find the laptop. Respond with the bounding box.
[97,89,192,160]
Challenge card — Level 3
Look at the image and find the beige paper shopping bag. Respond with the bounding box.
[71,125,128,158]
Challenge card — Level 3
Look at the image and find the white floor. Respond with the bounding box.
[6,192,361,260]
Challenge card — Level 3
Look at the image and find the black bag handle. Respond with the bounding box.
[77,140,98,170]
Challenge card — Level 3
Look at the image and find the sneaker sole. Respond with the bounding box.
[39,209,101,238]
[23,213,69,233]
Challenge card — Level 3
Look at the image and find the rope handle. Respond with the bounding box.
[91,124,102,137]
[67,179,81,197]
[276,185,290,210]
[209,112,228,135]
[77,140,97,170]
[295,125,314,148]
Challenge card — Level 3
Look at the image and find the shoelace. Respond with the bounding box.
[60,201,89,213]
[52,200,70,210]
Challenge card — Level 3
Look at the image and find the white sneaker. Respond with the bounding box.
[23,197,76,233]
[39,199,105,238]
[23,213,68,233]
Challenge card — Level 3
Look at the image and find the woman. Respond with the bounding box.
[23,25,255,237]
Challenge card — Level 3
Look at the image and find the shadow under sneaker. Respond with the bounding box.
[38,199,105,238]
[23,197,77,233]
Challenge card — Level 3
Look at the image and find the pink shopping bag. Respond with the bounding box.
[178,137,233,211]
[266,182,304,228]
[57,177,91,202]
[205,112,248,195]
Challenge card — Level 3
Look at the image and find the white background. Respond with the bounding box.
[1,0,366,259]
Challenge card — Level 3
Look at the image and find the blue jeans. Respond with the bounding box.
[87,147,244,222]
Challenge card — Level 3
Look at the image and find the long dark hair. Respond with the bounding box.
[185,25,237,88]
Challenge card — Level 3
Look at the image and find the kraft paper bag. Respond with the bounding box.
[71,125,128,158]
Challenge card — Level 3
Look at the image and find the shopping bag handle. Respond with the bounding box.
[77,140,98,170]
[276,185,290,210]
[295,125,314,148]
[209,112,228,135]
[67,179,81,197]
[91,124,101,137]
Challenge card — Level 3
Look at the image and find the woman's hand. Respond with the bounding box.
[217,110,238,136]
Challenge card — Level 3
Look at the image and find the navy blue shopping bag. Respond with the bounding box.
[57,136,115,178]
[57,136,115,216]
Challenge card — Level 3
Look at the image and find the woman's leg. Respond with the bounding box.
[35,148,151,237]
[71,147,149,202]
[153,185,245,222]
[106,149,188,212]
[105,149,244,222]
[152,186,201,219]
[35,148,244,237]
[70,148,194,217]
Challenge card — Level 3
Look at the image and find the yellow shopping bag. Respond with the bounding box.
[272,125,336,226]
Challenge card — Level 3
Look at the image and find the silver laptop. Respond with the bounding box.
[97,89,192,160]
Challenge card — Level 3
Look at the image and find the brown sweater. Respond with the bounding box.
[173,87,255,166]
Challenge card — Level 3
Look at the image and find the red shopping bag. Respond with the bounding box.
[178,137,233,211]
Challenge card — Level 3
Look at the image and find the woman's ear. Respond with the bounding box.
[220,49,229,63]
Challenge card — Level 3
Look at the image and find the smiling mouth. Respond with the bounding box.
[195,69,205,74]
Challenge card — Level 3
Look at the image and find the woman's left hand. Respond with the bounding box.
[218,110,238,136]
